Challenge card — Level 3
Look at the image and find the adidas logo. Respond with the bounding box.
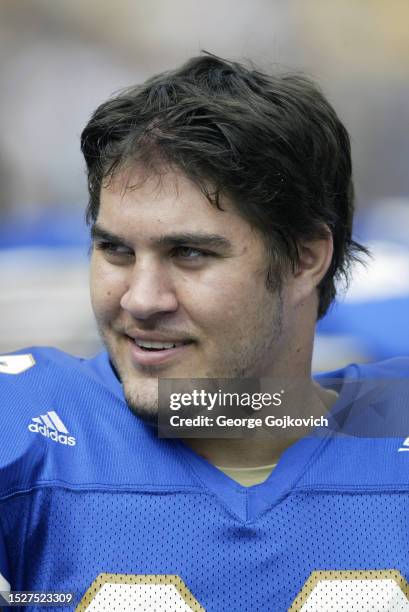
[398,437,409,452]
[28,411,76,446]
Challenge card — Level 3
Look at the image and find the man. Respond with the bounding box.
[1,53,409,611]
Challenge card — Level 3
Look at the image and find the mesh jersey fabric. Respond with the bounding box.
[0,347,409,611]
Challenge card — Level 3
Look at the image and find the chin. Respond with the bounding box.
[125,399,159,426]
[122,375,160,424]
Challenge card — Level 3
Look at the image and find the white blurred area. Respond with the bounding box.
[0,249,98,356]
[0,0,408,369]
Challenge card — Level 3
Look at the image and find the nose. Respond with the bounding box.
[120,259,178,320]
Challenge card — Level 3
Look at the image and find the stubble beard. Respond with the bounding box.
[121,371,159,424]
[98,290,283,425]
[98,324,161,424]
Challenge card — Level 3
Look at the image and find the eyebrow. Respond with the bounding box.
[91,225,125,244]
[91,223,233,252]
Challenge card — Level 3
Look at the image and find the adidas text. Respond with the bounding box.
[28,423,76,445]
[28,411,76,446]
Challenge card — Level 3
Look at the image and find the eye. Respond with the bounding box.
[94,241,134,259]
[174,246,210,260]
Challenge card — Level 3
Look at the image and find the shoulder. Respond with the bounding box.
[0,347,118,496]
[0,346,128,435]
[318,356,409,382]
[320,357,409,480]
[350,357,409,378]
[319,357,409,425]
[0,346,122,401]
[0,347,82,425]
[302,358,409,489]
[0,347,198,497]
[0,346,91,380]
[0,346,74,373]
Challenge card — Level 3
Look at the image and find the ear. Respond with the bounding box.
[291,230,334,303]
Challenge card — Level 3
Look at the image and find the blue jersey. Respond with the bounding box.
[1,348,409,611]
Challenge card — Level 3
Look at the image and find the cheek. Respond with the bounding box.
[209,277,276,340]
[89,259,126,322]
[180,272,259,329]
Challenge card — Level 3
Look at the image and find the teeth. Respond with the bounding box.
[136,340,183,350]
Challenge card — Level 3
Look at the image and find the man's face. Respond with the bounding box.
[90,167,293,420]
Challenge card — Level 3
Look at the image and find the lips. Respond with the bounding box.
[126,335,194,367]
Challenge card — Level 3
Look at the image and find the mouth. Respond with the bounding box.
[126,336,194,367]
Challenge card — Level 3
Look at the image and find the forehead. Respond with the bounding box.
[97,166,255,242]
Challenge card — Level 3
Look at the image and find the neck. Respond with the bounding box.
[183,437,300,468]
[182,379,338,468]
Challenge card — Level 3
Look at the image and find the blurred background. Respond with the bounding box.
[0,0,408,370]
